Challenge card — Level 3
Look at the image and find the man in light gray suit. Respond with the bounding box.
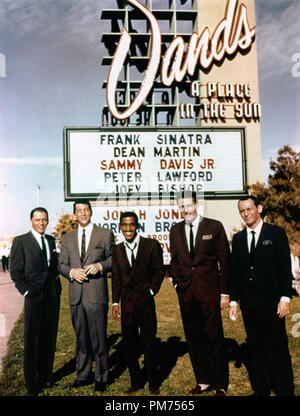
[58,200,114,392]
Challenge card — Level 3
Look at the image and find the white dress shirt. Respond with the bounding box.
[77,221,94,253]
[70,222,102,279]
[124,234,140,267]
[184,214,201,253]
[31,228,50,265]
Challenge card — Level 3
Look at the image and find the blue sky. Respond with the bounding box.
[0,0,299,238]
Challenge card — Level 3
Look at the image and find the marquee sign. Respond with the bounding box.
[63,127,247,201]
[106,0,256,121]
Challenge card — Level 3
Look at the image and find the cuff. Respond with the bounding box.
[280,296,290,303]
[112,303,119,306]
[24,291,28,297]
[229,301,238,306]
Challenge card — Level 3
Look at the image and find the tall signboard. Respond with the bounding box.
[63,0,262,262]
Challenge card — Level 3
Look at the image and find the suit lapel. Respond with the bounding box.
[241,227,248,251]
[45,235,52,262]
[178,221,190,258]
[73,229,80,260]
[194,217,207,252]
[254,223,268,256]
[132,236,146,273]
[120,242,131,270]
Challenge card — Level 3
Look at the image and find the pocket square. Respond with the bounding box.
[262,240,272,246]
[202,234,213,240]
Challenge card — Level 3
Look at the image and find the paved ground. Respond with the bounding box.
[0,270,24,373]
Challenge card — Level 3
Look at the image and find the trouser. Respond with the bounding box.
[24,294,60,390]
[242,307,294,396]
[70,301,108,383]
[121,297,158,387]
[179,296,228,390]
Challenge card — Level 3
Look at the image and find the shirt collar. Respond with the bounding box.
[246,219,263,236]
[31,228,45,241]
[124,233,140,248]
[79,222,93,233]
[185,214,201,227]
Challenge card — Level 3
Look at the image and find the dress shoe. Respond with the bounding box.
[189,385,212,395]
[27,386,40,396]
[95,381,107,392]
[214,389,226,396]
[149,386,160,395]
[72,379,91,388]
[39,380,58,389]
[124,384,143,394]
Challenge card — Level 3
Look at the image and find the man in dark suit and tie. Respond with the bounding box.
[229,196,294,396]
[169,191,230,396]
[112,211,164,395]
[10,207,61,395]
[58,200,114,392]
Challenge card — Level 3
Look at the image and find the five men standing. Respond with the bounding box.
[9,194,295,396]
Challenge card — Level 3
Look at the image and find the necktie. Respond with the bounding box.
[41,235,47,259]
[126,243,137,267]
[189,224,194,257]
[80,229,86,265]
[250,230,256,261]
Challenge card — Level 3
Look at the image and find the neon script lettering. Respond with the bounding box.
[107,0,256,120]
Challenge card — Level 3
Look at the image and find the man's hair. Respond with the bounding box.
[73,199,92,214]
[30,207,49,220]
[238,195,261,207]
[120,211,139,226]
[176,190,197,203]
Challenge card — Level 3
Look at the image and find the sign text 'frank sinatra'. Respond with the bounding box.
[107,0,256,120]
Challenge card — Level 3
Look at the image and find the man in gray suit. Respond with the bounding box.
[58,200,114,392]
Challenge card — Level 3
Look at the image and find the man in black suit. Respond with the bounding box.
[230,196,294,396]
[58,200,114,393]
[10,207,61,395]
[112,212,164,395]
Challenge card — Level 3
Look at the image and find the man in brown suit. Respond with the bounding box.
[112,212,164,395]
[170,191,230,396]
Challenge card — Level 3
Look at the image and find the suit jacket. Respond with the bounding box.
[58,224,114,306]
[230,222,293,310]
[10,231,61,300]
[170,217,230,303]
[112,237,164,312]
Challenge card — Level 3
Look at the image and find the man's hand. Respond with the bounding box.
[84,263,101,276]
[112,304,121,321]
[229,304,238,321]
[277,300,290,318]
[71,268,88,283]
[220,295,229,310]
